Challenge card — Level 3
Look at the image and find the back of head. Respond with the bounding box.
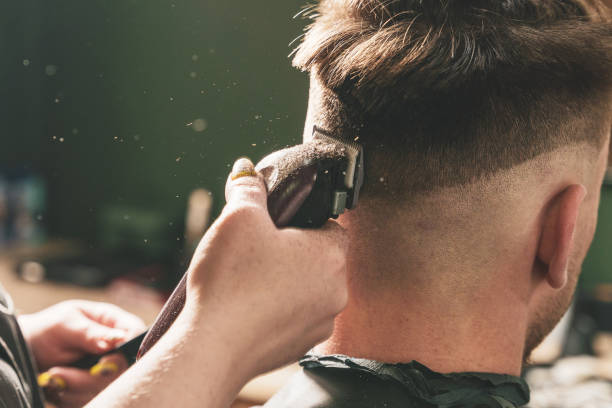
[294,0,612,199]
[293,2,612,374]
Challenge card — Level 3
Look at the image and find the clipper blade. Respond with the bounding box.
[311,125,364,209]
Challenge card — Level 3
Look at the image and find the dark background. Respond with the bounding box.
[1,0,307,255]
[0,0,610,290]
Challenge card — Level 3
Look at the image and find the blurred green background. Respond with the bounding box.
[0,0,610,290]
[582,183,612,292]
[1,0,307,255]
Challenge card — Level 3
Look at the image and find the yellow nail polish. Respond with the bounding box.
[37,372,51,387]
[231,169,258,180]
[90,361,119,377]
[38,372,66,390]
[230,158,256,180]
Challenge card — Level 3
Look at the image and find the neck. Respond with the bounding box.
[316,290,527,375]
[315,206,532,376]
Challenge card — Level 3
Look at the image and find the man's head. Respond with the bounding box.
[294,0,612,365]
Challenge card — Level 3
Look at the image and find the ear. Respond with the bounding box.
[537,184,587,289]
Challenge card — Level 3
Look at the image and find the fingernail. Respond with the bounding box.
[97,339,111,350]
[90,361,119,377]
[105,329,128,342]
[230,157,256,180]
[38,372,67,391]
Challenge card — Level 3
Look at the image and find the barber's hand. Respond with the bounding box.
[19,301,145,407]
[84,158,348,408]
[183,157,349,379]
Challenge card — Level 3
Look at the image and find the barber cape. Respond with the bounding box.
[264,354,530,408]
[0,285,44,408]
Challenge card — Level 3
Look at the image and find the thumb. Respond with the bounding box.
[225,157,268,210]
[78,321,130,354]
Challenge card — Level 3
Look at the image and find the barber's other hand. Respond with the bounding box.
[183,157,348,380]
[19,301,145,407]
[36,354,127,408]
[19,300,145,370]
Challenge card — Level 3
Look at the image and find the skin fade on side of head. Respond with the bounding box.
[294,0,612,375]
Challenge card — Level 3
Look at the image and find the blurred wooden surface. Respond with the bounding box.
[0,258,163,324]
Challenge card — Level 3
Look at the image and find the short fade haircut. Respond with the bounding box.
[293,0,612,196]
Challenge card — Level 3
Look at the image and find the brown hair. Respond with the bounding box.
[293,0,612,195]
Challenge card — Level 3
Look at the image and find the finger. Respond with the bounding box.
[77,301,146,335]
[38,371,68,405]
[77,319,133,354]
[224,157,268,209]
[42,373,111,408]
[297,219,349,253]
[39,368,108,407]
[320,220,349,250]
[89,354,128,377]
[287,220,349,310]
[42,355,127,407]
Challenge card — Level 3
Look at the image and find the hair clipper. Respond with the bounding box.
[136,127,364,359]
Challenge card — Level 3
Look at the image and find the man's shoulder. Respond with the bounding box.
[263,355,529,408]
[0,356,30,408]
